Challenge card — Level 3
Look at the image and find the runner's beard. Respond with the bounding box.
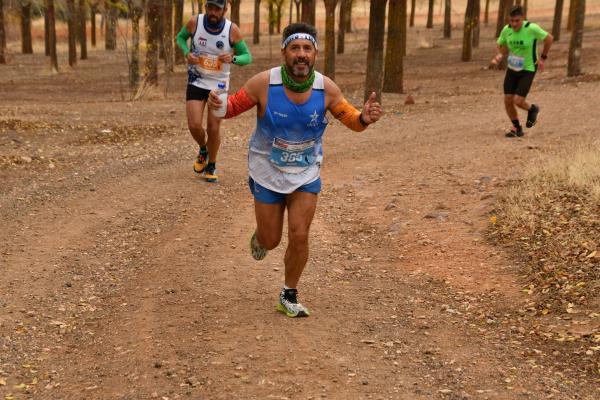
[288,59,313,78]
[207,15,223,28]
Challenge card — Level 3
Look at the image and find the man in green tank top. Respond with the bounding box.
[490,6,553,137]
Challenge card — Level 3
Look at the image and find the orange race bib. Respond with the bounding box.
[196,53,222,72]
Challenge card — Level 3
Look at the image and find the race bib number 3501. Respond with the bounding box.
[269,138,316,170]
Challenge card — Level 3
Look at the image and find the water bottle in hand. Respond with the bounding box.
[212,81,228,118]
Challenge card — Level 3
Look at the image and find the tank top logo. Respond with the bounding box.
[198,37,207,47]
[308,111,319,127]
[216,41,225,50]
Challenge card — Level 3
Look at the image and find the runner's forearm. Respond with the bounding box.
[541,35,553,57]
[176,26,191,57]
[224,88,257,119]
[330,98,367,132]
[232,40,252,66]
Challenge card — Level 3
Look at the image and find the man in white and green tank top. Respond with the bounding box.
[491,5,553,138]
[176,0,252,181]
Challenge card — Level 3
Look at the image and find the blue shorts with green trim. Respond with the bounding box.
[248,177,321,204]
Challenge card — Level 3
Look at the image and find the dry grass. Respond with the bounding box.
[490,142,600,316]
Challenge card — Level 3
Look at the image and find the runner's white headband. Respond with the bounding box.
[281,33,318,50]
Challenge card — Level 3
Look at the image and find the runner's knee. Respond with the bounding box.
[288,226,309,247]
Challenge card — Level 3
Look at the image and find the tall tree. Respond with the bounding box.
[301,0,315,25]
[0,0,5,64]
[552,0,564,41]
[274,0,285,33]
[345,0,352,32]
[323,0,338,79]
[146,0,161,85]
[364,0,387,103]
[253,0,260,44]
[426,0,434,28]
[567,0,576,31]
[337,0,349,54]
[409,0,415,27]
[78,0,87,59]
[462,0,475,61]
[268,1,274,35]
[443,0,451,38]
[294,0,301,22]
[90,2,97,47]
[231,0,241,26]
[67,0,78,66]
[21,1,33,53]
[523,0,527,18]
[105,0,118,50]
[472,0,480,47]
[496,0,512,38]
[484,0,489,24]
[567,0,585,76]
[174,0,184,63]
[45,0,58,72]
[130,0,143,89]
[163,0,173,72]
[383,0,406,93]
[44,9,49,55]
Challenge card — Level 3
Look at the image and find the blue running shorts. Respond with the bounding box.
[248,177,321,204]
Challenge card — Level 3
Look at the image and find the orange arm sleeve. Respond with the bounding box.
[224,88,257,119]
[330,98,368,132]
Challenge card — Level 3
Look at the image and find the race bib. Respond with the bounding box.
[269,138,316,172]
[194,53,223,73]
[507,54,525,71]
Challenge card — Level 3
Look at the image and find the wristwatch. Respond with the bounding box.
[541,54,548,60]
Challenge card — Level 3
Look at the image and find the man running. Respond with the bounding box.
[208,23,382,318]
[176,0,252,182]
[491,5,553,138]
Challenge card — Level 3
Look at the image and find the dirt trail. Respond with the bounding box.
[2,16,600,400]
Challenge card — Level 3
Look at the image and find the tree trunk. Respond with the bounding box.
[289,0,293,25]
[364,0,387,103]
[567,0,585,76]
[345,0,351,32]
[0,0,5,64]
[146,0,161,85]
[484,0,489,25]
[91,3,96,47]
[130,0,143,90]
[426,0,434,28]
[523,0,527,18]
[337,0,347,54]
[462,0,475,61]
[78,0,87,59]
[268,2,274,35]
[67,0,77,66]
[443,0,451,38]
[253,0,260,44]
[231,0,241,26]
[495,0,508,37]
[567,0,576,31]
[409,0,415,27]
[552,0,564,41]
[44,10,49,55]
[323,0,337,79]
[175,0,184,63]
[295,0,301,22]
[105,0,117,50]
[472,0,480,47]
[21,2,33,54]
[276,2,283,33]
[45,0,58,72]
[301,0,316,25]
[163,0,173,72]
[383,0,406,93]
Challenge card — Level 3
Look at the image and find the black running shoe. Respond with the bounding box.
[505,126,524,138]
[526,104,539,128]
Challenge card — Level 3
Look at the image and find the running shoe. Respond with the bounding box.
[526,104,539,128]
[277,288,310,318]
[505,126,524,138]
[250,231,268,260]
[204,164,218,183]
[193,149,208,173]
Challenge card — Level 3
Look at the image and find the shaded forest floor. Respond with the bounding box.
[1,11,600,400]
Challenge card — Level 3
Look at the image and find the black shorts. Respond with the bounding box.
[503,69,536,97]
[186,85,210,101]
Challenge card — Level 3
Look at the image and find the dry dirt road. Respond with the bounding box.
[1,16,600,400]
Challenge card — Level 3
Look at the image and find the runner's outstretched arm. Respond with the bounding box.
[325,77,382,131]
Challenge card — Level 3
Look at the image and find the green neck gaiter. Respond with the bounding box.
[280,64,315,93]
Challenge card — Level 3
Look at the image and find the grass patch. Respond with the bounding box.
[489,143,600,318]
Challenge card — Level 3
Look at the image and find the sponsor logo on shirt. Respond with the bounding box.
[307,110,319,127]
[273,111,288,118]
[198,37,207,47]
[216,40,225,50]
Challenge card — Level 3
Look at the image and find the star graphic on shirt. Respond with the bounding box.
[308,110,319,127]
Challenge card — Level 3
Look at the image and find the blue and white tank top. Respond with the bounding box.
[188,14,232,91]
[248,66,329,194]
